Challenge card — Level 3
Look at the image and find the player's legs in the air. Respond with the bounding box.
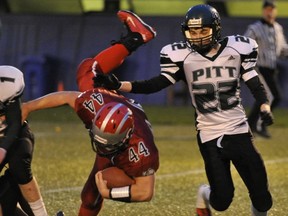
[117,10,156,43]
[93,10,157,74]
[76,10,156,92]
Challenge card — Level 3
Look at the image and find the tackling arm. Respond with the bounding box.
[22,91,81,121]
[93,73,173,94]
[0,99,22,163]
[118,75,173,94]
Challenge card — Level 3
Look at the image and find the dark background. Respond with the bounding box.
[0,13,287,106]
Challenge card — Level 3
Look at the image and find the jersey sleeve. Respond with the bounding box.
[228,35,259,82]
[74,90,101,129]
[276,22,288,57]
[160,42,189,83]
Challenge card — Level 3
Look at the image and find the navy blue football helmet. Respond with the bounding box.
[181,4,221,54]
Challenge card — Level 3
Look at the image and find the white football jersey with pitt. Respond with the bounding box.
[160,35,259,142]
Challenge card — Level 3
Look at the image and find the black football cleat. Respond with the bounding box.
[56,211,65,216]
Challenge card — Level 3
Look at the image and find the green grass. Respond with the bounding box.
[26,106,288,215]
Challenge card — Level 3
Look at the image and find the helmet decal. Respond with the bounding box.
[187,18,202,28]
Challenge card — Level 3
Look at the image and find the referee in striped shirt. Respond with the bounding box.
[244,0,288,138]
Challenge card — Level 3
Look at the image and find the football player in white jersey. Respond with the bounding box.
[0,66,48,215]
[97,4,274,216]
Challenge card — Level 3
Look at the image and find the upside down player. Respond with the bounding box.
[22,10,159,216]
[97,4,274,216]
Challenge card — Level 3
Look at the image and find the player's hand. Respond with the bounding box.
[260,111,274,126]
[93,73,121,90]
[260,103,274,126]
[0,148,7,164]
[95,171,109,198]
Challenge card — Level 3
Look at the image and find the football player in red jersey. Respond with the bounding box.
[22,10,159,216]
[98,4,274,216]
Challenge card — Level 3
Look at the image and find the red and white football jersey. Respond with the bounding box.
[74,88,159,177]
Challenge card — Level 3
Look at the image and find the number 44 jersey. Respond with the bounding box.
[160,35,259,143]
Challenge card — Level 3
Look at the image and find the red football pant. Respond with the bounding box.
[76,44,129,92]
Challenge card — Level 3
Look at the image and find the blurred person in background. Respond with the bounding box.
[244,0,288,138]
[98,4,274,216]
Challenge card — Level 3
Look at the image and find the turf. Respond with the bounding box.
[26,106,288,215]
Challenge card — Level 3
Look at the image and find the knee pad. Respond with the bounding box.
[251,192,273,212]
[210,190,234,211]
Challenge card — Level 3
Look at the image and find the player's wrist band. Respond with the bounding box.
[109,185,131,202]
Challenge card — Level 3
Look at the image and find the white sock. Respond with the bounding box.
[203,186,211,207]
[251,205,267,216]
[29,198,48,216]
[196,184,211,208]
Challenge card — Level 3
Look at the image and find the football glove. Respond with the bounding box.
[93,73,121,90]
[260,111,274,126]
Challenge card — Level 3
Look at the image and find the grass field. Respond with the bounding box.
[26,106,288,216]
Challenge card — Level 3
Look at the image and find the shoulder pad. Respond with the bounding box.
[0,66,25,102]
[226,35,258,55]
[160,41,191,62]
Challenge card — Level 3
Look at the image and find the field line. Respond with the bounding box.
[42,157,288,194]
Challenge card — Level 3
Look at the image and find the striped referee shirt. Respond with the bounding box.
[244,19,288,69]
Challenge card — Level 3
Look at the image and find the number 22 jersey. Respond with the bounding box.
[160,35,259,143]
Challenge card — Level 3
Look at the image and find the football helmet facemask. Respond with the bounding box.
[181,4,221,54]
[89,102,134,156]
